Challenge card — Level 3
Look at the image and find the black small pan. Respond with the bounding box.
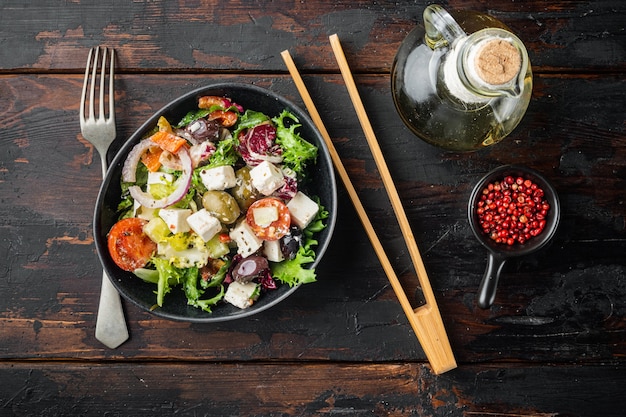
[468,165,561,309]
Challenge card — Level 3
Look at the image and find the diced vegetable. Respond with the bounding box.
[198,95,230,110]
[206,234,230,259]
[143,217,171,243]
[141,147,163,172]
[150,130,189,154]
[208,110,238,127]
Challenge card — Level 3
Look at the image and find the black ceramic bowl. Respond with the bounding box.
[94,83,337,322]
[468,165,560,309]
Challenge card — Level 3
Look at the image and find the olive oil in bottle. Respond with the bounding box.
[391,5,532,152]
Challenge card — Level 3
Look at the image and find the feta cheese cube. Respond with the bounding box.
[186,209,221,242]
[229,220,262,258]
[249,161,285,195]
[263,240,284,262]
[158,208,192,234]
[199,165,237,190]
[224,281,260,309]
[287,191,319,229]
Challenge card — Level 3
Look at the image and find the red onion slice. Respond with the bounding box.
[128,146,193,209]
[122,139,159,183]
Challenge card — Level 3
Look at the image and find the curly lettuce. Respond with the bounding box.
[273,110,318,180]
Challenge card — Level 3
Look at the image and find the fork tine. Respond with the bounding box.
[99,47,107,121]
[80,47,115,125]
[89,46,100,121]
[79,47,94,127]
[108,48,116,124]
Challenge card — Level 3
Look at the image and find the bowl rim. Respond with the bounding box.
[93,82,337,322]
[467,164,560,257]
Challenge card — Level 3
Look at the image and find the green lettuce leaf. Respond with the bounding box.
[190,285,225,313]
[232,110,270,139]
[205,132,239,168]
[153,257,184,307]
[175,109,211,128]
[182,265,224,313]
[273,110,318,180]
[270,248,316,287]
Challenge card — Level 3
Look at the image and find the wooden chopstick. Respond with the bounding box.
[281,45,456,374]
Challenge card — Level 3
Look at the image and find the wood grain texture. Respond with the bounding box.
[1,73,624,364]
[0,362,625,417]
[0,0,624,73]
[1,0,625,414]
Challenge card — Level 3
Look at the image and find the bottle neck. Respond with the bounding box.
[442,38,488,105]
[441,29,528,105]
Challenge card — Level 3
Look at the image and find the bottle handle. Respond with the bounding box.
[423,4,466,49]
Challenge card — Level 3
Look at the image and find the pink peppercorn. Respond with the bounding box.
[477,176,550,245]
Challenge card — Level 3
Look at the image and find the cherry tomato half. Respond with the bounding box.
[107,218,157,272]
[246,198,291,241]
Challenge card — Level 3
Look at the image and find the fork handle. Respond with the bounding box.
[95,153,129,348]
[100,154,108,178]
[95,271,129,349]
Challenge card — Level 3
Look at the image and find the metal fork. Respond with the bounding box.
[80,47,129,349]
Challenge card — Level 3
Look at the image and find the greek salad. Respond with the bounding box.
[107,95,328,312]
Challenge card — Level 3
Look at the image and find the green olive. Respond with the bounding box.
[232,166,261,211]
[201,190,241,224]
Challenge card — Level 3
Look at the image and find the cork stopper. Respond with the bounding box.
[473,39,521,85]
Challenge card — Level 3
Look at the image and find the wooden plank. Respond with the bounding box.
[0,1,624,72]
[0,73,625,364]
[0,362,624,416]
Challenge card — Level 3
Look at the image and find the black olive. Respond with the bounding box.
[186,118,220,141]
[280,226,303,260]
[231,256,269,283]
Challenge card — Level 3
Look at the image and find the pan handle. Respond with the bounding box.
[477,252,507,309]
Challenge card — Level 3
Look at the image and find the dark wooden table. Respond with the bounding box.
[1,1,625,415]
